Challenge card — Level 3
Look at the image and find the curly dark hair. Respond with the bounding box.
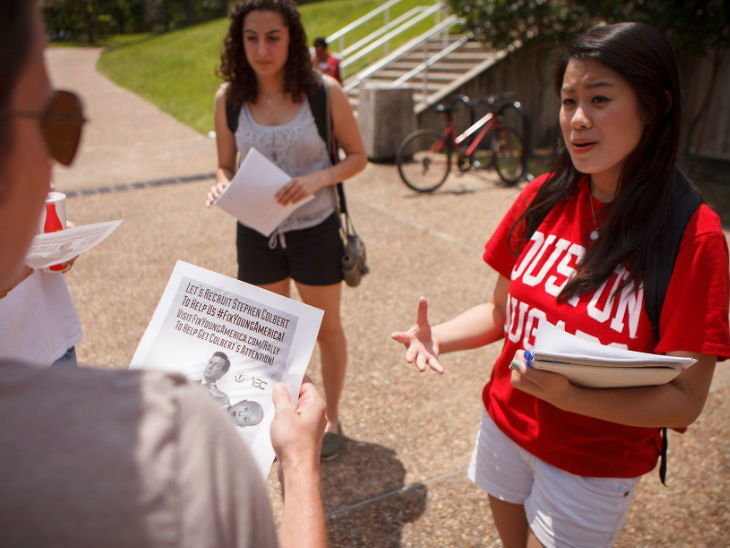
[217,0,318,108]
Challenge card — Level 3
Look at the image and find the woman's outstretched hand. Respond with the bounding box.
[391,297,445,374]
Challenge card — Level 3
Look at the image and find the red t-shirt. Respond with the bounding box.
[483,173,730,478]
[312,53,341,83]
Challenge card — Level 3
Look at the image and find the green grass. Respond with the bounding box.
[98,0,440,134]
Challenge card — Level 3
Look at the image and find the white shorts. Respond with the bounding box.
[467,412,640,548]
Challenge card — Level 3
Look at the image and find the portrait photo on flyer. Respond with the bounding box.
[130,260,324,478]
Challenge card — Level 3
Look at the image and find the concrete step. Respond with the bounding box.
[399,51,490,63]
[373,69,464,83]
[387,61,483,72]
[363,77,443,93]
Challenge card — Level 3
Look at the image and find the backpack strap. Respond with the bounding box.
[646,169,702,486]
[643,170,703,341]
[225,95,239,134]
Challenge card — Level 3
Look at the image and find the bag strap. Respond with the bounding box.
[308,73,348,215]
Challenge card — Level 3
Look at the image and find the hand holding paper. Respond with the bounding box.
[26,220,123,270]
[213,147,313,236]
[270,380,326,469]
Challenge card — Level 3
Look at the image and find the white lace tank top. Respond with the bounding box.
[235,99,336,233]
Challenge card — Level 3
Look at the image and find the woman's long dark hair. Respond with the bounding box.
[513,22,684,301]
[217,0,318,107]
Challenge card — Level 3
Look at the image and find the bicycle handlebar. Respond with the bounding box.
[435,94,476,123]
[473,92,517,107]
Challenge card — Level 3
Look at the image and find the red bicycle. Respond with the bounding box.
[396,93,526,192]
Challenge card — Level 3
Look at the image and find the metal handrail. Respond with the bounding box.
[392,33,472,87]
[343,13,460,93]
[339,7,426,59]
[341,3,447,70]
[326,0,405,53]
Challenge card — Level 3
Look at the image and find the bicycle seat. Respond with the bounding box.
[492,91,517,102]
[435,104,454,114]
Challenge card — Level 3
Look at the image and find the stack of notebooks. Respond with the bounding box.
[530,321,695,388]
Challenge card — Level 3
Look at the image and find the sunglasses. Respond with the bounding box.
[7,90,86,166]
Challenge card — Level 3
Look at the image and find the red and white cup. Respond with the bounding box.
[38,191,69,272]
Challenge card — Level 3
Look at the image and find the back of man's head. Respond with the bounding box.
[0,0,34,162]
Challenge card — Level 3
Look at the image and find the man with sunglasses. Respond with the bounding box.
[0,74,88,367]
[0,3,328,547]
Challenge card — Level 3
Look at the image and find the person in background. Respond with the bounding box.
[0,258,82,367]
[0,2,328,547]
[393,22,729,548]
[312,36,342,83]
[207,0,367,460]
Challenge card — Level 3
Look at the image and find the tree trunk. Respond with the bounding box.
[83,0,96,45]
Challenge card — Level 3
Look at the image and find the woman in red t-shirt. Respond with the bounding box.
[393,22,730,548]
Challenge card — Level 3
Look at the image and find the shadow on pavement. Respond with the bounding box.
[321,438,427,547]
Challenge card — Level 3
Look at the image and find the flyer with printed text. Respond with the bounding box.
[131,261,323,478]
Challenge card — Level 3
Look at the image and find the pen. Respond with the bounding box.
[509,351,534,370]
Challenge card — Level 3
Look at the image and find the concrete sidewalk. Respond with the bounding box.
[46,47,730,548]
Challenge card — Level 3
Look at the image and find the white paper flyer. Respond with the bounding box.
[130,260,323,478]
[214,147,313,236]
[26,219,123,269]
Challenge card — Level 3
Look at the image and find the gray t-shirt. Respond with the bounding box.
[0,362,279,548]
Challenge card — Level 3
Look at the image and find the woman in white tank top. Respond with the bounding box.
[207,0,367,460]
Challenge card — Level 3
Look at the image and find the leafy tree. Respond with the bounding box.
[42,0,231,43]
[448,0,729,54]
[448,0,729,157]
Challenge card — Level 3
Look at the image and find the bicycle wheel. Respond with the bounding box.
[491,126,525,185]
[396,129,452,193]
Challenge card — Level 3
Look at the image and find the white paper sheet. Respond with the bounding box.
[533,320,695,367]
[530,319,695,388]
[214,147,313,236]
[26,220,123,269]
[130,261,323,479]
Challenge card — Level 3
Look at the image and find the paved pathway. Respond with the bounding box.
[46,47,730,548]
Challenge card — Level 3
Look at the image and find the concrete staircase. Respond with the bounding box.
[344,34,500,115]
